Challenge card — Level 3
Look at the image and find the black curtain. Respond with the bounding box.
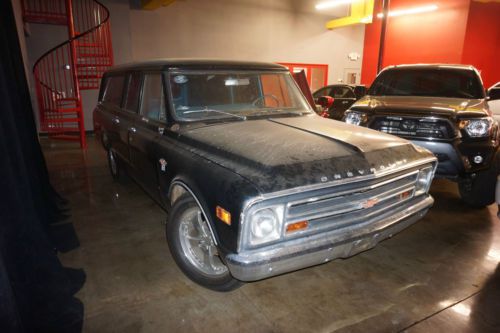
[0,1,84,332]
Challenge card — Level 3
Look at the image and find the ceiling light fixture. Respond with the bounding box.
[377,4,438,18]
[315,0,357,11]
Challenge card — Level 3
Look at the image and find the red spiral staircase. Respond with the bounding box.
[22,0,114,148]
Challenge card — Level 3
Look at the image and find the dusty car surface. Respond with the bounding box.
[93,59,436,291]
[344,64,499,207]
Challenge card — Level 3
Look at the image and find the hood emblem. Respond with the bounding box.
[320,176,328,182]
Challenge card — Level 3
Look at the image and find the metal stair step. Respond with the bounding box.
[23,15,67,25]
[78,74,103,79]
[45,117,80,123]
[45,107,81,113]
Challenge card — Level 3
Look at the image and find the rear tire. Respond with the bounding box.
[107,148,124,181]
[458,165,496,208]
[166,195,242,291]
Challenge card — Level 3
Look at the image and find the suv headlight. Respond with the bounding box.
[459,117,493,137]
[344,111,367,126]
[415,166,435,196]
[245,205,284,247]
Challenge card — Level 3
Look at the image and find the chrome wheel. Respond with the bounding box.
[178,207,228,276]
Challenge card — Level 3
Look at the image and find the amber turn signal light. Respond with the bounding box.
[400,190,412,200]
[216,206,231,225]
[286,221,308,233]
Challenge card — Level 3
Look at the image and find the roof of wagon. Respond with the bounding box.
[106,58,288,73]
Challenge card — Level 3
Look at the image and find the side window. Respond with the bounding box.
[314,88,330,98]
[123,73,142,113]
[102,75,125,106]
[141,74,166,121]
[331,87,354,98]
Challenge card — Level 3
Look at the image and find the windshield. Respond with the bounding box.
[369,68,484,99]
[167,71,312,121]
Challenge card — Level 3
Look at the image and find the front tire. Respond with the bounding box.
[458,166,496,208]
[166,195,241,291]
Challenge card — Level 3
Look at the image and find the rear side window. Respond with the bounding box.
[313,88,332,98]
[141,74,166,121]
[102,75,125,106]
[124,73,142,112]
[330,86,355,98]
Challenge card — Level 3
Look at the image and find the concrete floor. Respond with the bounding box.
[42,137,500,333]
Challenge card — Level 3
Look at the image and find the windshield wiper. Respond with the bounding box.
[182,107,247,120]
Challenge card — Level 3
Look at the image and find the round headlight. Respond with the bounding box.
[250,208,278,239]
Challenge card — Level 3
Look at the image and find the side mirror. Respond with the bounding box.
[487,88,500,101]
[316,96,334,109]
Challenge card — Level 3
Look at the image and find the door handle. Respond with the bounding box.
[112,117,120,124]
[129,127,137,133]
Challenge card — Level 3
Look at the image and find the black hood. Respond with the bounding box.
[177,115,432,193]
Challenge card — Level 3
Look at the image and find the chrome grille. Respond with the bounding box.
[371,116,455,139]
[284,171,420,237]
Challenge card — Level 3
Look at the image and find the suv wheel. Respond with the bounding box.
[458,165,496,208]
[166,195,241,291]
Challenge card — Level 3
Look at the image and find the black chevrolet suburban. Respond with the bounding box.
[344,64,499,207]
[93,59,436,291]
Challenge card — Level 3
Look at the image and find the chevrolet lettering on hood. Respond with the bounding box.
[93,59,436,291]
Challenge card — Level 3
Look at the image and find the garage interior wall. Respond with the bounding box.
[15,0,365,132]
[360,0,500,88]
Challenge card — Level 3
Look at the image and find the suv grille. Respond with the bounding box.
[284,171,421,238]
[371,116,455,139]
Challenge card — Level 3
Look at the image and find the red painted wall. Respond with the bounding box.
[461,1,500,88]
[361,0,499,88]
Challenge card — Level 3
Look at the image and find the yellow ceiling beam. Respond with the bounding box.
[326,0,374,30]
[141,0,176,10]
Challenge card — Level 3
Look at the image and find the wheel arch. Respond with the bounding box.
[168,178,219,246]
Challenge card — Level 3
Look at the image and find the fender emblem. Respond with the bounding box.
[159,158,167,172]
[362,198,378,209]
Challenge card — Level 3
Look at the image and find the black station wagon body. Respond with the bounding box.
[93,59,437,291]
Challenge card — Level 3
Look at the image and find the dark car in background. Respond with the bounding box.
[93,59,436,291]
[343,64,499,207]
[313,84,367,120]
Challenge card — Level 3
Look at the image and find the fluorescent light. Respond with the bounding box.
[315,0,356,10]
[377,4,438,18]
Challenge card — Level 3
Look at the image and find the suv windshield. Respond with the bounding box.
[167,71,312,121]
[369,68,484,99]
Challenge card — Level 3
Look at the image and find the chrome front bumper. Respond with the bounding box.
[225,195,433,282]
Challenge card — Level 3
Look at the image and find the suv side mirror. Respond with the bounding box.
[487,88,500,101]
